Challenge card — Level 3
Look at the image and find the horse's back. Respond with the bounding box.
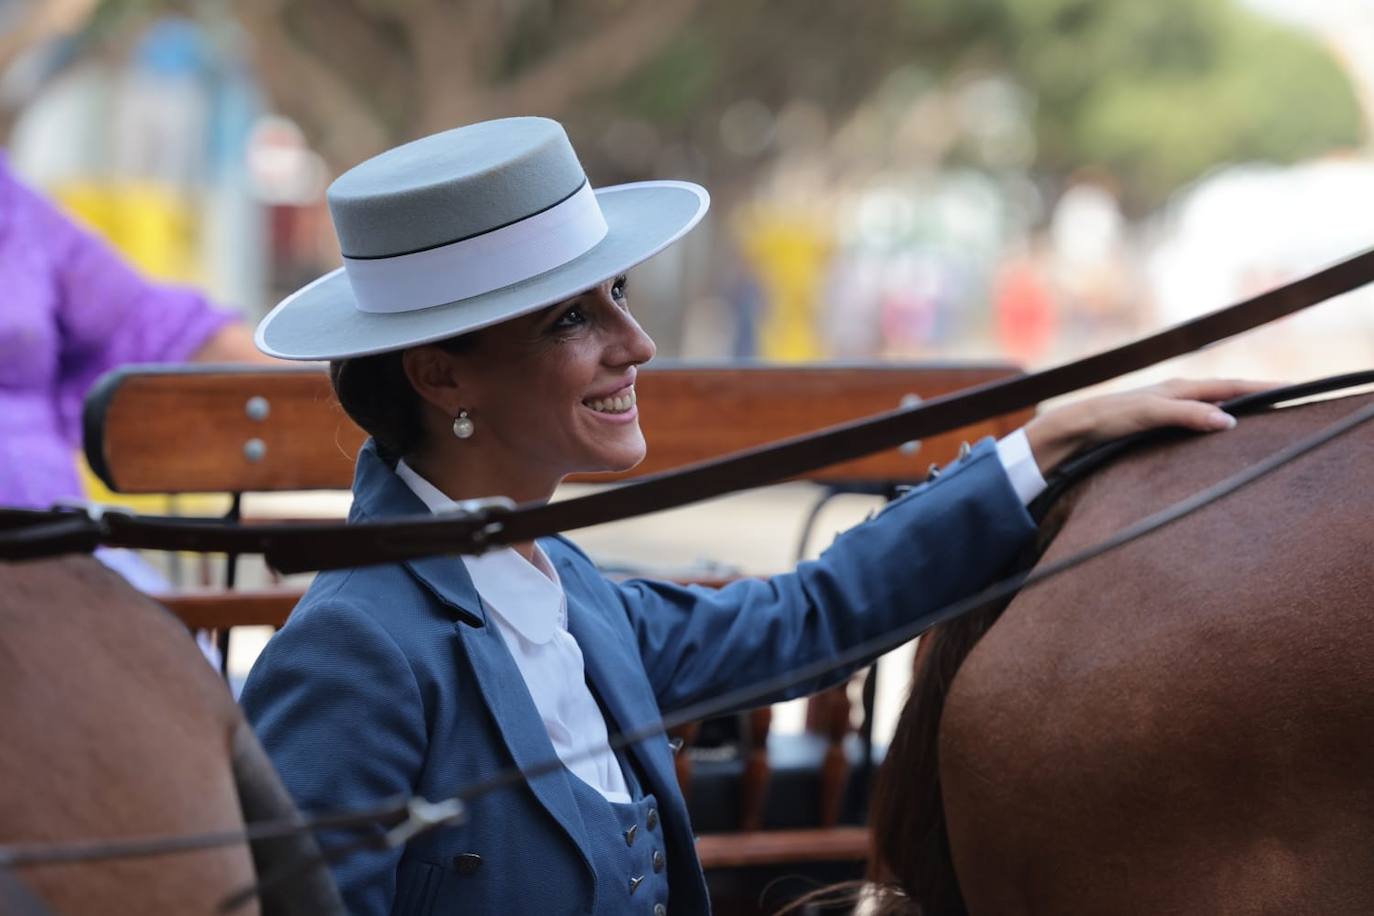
[0,555,259,915]
[941,392,1374,915]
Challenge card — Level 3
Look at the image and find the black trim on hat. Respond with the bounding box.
[340,178,590,261]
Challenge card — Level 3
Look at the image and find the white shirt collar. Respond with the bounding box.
[395,458,564,644]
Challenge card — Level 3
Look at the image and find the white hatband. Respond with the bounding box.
[342,181,608,315]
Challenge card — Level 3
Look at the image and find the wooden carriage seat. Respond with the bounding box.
[84,361,1030,874]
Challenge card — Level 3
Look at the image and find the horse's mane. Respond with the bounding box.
[864,371,1374,915]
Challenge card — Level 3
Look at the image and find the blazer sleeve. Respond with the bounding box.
[609,438,1038,714]
[239,600,427,916]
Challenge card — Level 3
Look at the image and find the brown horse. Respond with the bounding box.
[0,555,343,915]
[871,388,1374,915]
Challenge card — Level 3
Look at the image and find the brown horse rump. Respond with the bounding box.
[872,388,1374,915]
[0,556,342,915]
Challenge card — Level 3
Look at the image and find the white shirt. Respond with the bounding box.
[393,433,1043,803]
[396,459,633,803]
[996,428,1047,505]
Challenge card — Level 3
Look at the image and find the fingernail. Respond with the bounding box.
[1209,410,1237,431]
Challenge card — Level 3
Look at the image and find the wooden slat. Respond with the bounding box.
[155,575,744,630]
[594,363,1028,484]
[694,827,869,869]
[87,366,359,494]
[155,587,302,629]
[87,363,1031,494]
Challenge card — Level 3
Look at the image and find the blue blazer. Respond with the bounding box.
[240,439,1035,915]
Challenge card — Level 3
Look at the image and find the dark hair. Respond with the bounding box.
[329,334,475,462]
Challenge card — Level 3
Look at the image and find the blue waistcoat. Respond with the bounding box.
[240,438,1035,915]
[572,744,668,914]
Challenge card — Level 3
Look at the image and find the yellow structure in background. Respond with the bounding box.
[736,206,832,361]
[53,180,203,283]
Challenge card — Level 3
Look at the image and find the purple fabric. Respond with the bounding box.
[0,154,237,508]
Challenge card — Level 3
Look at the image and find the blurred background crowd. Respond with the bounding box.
[4,0,1372,381]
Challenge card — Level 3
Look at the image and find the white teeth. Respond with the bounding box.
[585,387,636,414]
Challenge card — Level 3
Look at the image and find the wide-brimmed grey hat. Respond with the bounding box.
[255,117,709,361]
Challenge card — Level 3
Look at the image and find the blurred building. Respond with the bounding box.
[4,14,338,320]
[1144,157,1374,379]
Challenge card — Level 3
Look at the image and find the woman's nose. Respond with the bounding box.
[621,314,656,366]
[604,299,656,366]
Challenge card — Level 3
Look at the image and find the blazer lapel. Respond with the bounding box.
[453,620,595,872]
[562,581,676,796]
[350,442,591,866]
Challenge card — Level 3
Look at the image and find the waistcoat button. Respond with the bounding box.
[625,823,638,847]
[654,904,667,916]
[645,808,659,831]
[453,853,482,875]
[652,849,665,873]
[629,875,645,895]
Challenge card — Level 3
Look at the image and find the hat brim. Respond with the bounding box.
[255,180,709,361]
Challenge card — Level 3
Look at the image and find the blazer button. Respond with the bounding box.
[652,849,665,873]
[645,808,659,831]
[654,905,667,916]
[629,875,645,895]
[453,853,482,875]
[625,824,638,847]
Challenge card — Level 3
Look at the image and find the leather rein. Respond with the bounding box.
[3,245,1374,570]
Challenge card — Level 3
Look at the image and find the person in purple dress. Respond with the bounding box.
[0,153,266,588]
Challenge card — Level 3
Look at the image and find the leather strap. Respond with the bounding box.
[4,245,1374,571]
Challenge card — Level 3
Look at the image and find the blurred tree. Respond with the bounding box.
[0,0,99,72]
[0,0,100,136]
[73,0,1361,209]
[992,0,1364,209]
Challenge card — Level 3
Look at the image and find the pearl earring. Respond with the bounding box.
[452,410,474,439]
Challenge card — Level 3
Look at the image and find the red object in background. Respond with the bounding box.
[994,256,1058,363]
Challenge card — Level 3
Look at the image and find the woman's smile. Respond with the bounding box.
[581,383,638,423]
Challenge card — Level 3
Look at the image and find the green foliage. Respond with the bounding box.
[620,28,716,125]
[997,0,1363,206]
[76,0,1366,210]
[603,0,1362,208]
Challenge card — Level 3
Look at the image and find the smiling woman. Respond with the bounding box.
[238,116,1270,916]
[396,273,655,505]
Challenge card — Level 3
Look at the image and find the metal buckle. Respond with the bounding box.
[48,500,133,532]
[383,797,467,848]
[437,496,516,554]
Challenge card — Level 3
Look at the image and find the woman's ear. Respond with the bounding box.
[401,345,465,417]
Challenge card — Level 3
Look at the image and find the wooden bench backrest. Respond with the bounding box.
[85,362,1029,495]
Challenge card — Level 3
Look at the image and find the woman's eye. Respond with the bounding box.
[551,306,587,330]
[611,276,628,301]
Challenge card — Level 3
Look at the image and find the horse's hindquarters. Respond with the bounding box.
[0,557,261,915]
[939,397,1374,915]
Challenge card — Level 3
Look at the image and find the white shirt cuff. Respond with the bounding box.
[995,428,1047,506]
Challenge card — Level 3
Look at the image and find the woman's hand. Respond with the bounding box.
[1024,378,1277,476]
